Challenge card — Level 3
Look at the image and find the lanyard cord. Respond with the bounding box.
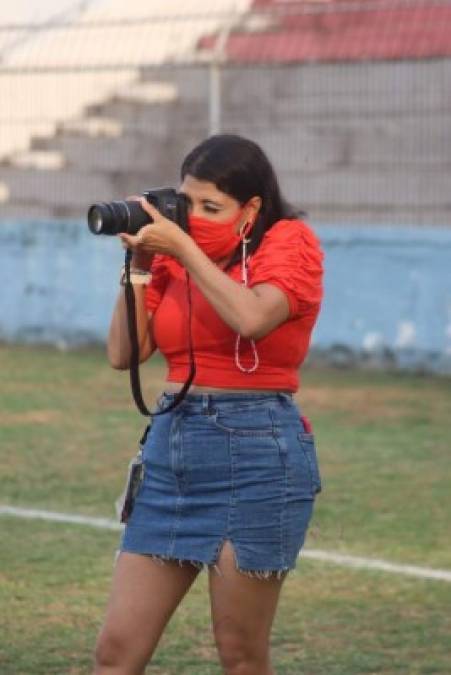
[234,238,259,373]
[124,250,196,417]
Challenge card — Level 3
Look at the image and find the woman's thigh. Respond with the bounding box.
[208,541,287,655]
[95,552,200,671]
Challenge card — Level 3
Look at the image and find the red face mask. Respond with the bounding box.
[189,211,244,261]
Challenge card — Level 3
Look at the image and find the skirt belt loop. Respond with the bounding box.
[201,394,210,415]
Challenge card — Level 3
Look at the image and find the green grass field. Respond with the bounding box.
[1,345,450,674]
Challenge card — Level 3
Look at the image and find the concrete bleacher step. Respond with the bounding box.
[114,80,179,106]
[0,167,117,214]
[56,117,124,139]
[83,80,179,123]
[29,134,169,173]
[281,165,451,210]
[24,125,205,180]
[5,151,66,171]
[84,97,206,136]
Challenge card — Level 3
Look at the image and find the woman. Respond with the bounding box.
[94,134,323,675]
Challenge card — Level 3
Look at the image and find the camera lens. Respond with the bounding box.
[87,200,150,236]
[87,206,106,234]
[87,201,128,235]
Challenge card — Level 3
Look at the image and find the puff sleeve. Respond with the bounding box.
[248,219,324,318]
[145,254,170,313]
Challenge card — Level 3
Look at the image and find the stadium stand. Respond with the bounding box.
[200,0,451,62]
[0,1,249,155]
[0,0,450,225]
[0,0,250,216]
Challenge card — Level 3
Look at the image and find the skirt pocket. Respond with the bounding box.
[297,432,322,495]
[209,407,276,437]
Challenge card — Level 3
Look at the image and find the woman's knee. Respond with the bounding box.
[94,626,148,673]
[213,618,270,674]
[94,627,125,669]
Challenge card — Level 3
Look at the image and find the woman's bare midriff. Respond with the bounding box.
[164,382,292,395]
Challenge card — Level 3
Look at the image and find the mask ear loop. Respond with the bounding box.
[235,223,259,374]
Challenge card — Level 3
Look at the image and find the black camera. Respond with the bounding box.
[87,188,189,236]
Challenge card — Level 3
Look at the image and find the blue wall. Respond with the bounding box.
[313,225,451,374]
[1,220,450,374]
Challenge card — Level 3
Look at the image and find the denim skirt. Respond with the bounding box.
[120,392,322,577]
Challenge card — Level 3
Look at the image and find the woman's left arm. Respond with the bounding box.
[119,200,290,340]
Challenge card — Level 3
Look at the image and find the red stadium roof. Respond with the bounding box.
[198,0,451,63]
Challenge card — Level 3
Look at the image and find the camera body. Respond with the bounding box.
[87,188,189,236]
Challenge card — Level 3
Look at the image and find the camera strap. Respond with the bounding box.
[123,250,196,416]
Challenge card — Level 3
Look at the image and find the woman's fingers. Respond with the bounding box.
[118,222,156,251]
[117,198,184,256]
[118,230,147,249]
[138,197,163,223]
[115,196,167,254]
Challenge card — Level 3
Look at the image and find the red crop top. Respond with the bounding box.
[145,219,324,392]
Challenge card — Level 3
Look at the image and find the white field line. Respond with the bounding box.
[2,504,451,583]
[0,505,122,531]
[301,549,451,582]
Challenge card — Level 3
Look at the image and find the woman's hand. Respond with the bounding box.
[118,196,189,264]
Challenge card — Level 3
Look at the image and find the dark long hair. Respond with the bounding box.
[181,134,301,268]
